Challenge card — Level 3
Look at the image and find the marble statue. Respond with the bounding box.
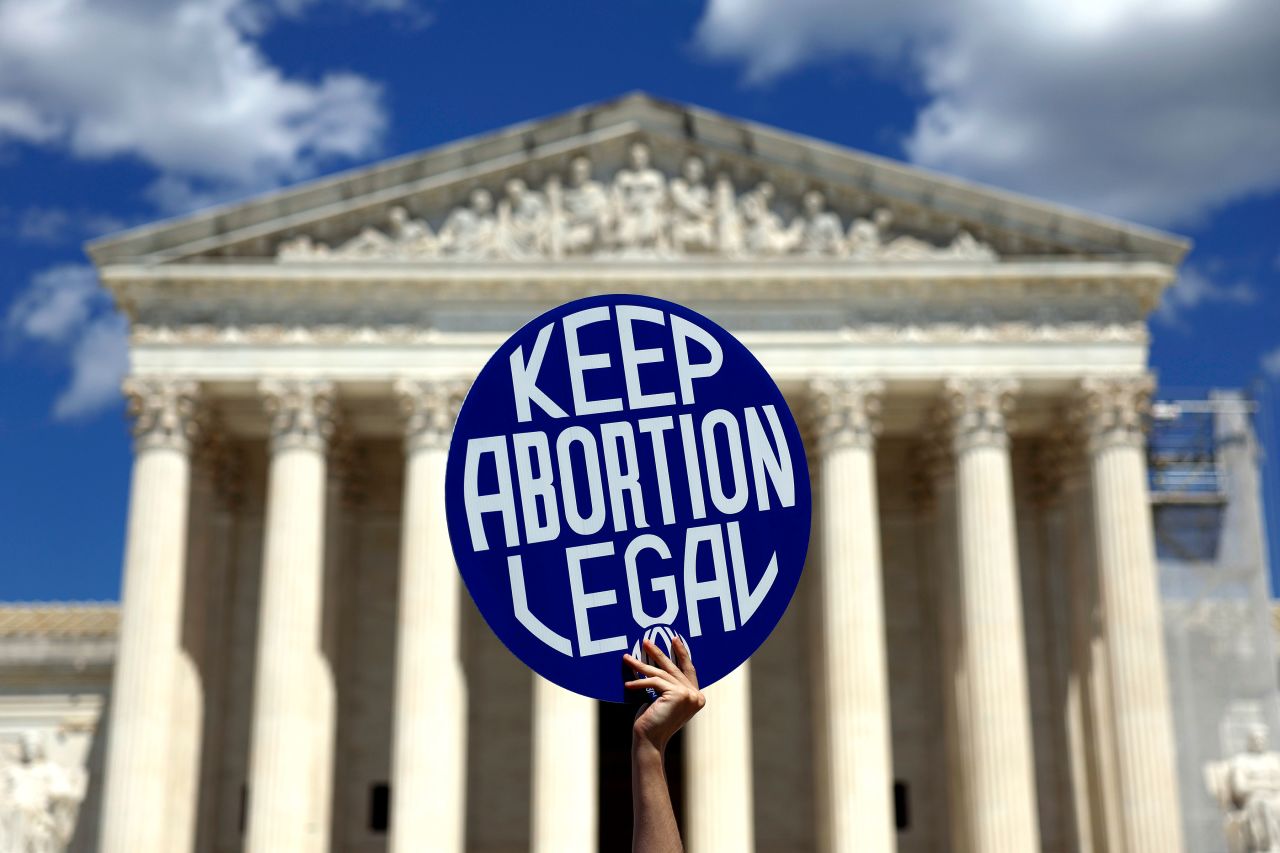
[277,206,436,260]
[277,233,330,260]
[330,222,395,259]
[739,182,798,256]
[611,142,668,253]
[1207,725,1280,852]
[560,155,612,254]
[0,732,85,853]
[438,188,499,258]
[846,207,889,259]
[669,156,716,253]
[797,190,845,256]
[943,229,999,261]
[498,178,549,258]
[272,144,1001,263]
[384,206,437,257]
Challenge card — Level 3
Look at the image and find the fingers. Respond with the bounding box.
[643,639,684,681]
[622,653,669,681]
[624,677,669,692]
[672,635,698,687]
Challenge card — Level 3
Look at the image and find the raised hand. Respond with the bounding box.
[624,636,705,751]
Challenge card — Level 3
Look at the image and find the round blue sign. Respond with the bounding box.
[445,294,811,702]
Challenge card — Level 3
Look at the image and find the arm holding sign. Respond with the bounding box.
[624,637,704,853]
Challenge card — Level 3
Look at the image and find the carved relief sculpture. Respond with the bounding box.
[560,155,613,255]
[274,141,1000,263]
[669,156,716,253]
[497,178,550,258]
[612,142,668,253]
[798,190,845,256]
[438,188,499,258]
[739,182,798,256]
[1207,725,1280,852]
[0,732,86,853]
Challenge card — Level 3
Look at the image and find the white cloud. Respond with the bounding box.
[53,312,130,420]
[1153,265,1255,328]
[14,206,126,244]
[695,0,1280,227]
[0,0,389,211]
[1264,347,1280,377]
[7,264,102,345]
[6,264,129,420]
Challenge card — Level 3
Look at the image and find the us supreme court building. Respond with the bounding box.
[73,94,1193,852]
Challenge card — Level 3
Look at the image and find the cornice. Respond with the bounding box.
[104,259,1174,316]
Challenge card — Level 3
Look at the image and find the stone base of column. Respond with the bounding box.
[531,677,597,853]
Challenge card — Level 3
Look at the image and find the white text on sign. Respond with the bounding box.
[461,305,797,658]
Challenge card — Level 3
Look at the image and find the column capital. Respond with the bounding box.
[808,377,885,453]
[395,378,468,453]
[260,379,336,453]
[941,377,1019,453]
[1074,375,1153,452]
[124,377,201,453]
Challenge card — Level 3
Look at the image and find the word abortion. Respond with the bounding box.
[462,404,796,549]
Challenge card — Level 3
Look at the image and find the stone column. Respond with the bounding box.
[390,379,469,853]
[99,378,200,853]
[808,378,896,853]
[531,677,597,853]
[1077,376,1184,852]
[685,663,755,853]
[245,379,336,853]
[943,378,1041,852]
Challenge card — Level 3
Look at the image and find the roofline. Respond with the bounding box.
[87,91,1191,266]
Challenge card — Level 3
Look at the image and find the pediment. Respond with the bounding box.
[88,93,1188,267]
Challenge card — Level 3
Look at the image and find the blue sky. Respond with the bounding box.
[1,0,1278,600]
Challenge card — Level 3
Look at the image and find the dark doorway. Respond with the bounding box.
[598,701,686,849]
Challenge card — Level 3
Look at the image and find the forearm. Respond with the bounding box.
[632,735,682,853]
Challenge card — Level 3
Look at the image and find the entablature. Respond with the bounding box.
[104,258,1174,329]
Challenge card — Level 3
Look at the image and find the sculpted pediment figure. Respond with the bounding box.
[669,156,716,253]
[798,190,845,256]
[739,182,799,256]
[612,142,668,254]
[561,155,613,255]
[498,178,550,258]
[439,189,499,258]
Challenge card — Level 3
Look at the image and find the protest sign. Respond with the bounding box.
[445,294,811,701]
